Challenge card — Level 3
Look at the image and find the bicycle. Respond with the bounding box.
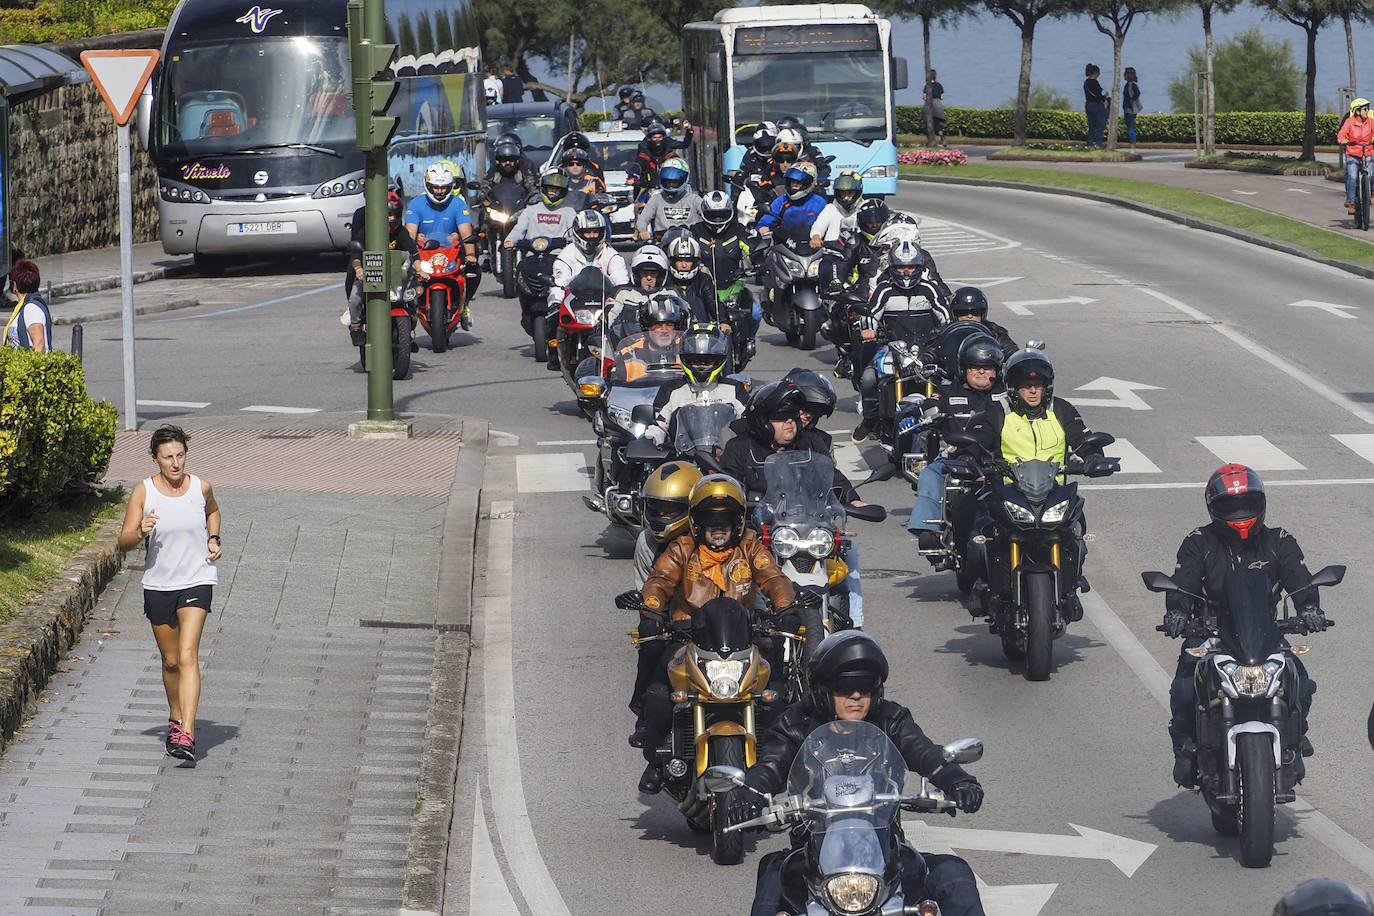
[1352,143,1373,231]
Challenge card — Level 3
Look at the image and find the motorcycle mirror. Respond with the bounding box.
[941,737,984,765]
[1307,565,1347,589]
[943,430,978,449]
[423,239,441,251]
[857,464,897,486]
[1140,570,1180,593]
[465,180,483,192]
[630,403,656,427]
[847,502,887,523]
[1075,431,1117,454]
[699,765,747,794]
[346,240,363,255]
[1026,339,1046,351]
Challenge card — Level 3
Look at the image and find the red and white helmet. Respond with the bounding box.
[1205,464,1266,541]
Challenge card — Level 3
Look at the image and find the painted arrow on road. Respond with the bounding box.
[1289,299,1360,319]
[976,878,1058,916]
[1002,296,1097,316]
[949,276,1023,291]
[905,821,1158,877]
[1072,377,1163,410]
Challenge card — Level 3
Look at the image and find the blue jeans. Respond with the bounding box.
[843,541,863,627]
[1124,111,1137,144]
[1086,102,1107,145]
[907,457,949,534]
[1345,156,1370,205]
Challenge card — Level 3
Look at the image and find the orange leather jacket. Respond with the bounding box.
[642,530,795,621]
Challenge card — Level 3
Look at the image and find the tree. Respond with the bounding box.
[1085,0,1188,149]
[872,0,972,143]
[1253,0,1343,160]
[1166,28,1301,113]
[1192,0,1243,154]
[984,0,1076,145]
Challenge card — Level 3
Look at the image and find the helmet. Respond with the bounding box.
[619,86,634,102]
[783,367,837,423]
[631,90,645,104]
[659,156,690,201]
[772,128,803,165]
[1352,97,1371,115]
[680,323,730,388]
[1274,879,1374,916]
[957,332,1004,378]
[564,131,592,153]
[887,239,925,289]
[1004,348,1055,413]
[807,630,889,718]
[744,380,804,444]
[950,286,990,318]
[387,190,403,229]
[1205,464,1266,542]
[873,216,922,253]
[666,233,701,281]
[560,147,591,170]
[700,189,734,229]
[492,139,522,175]
[775,116,807,144]
[630,245,669,292]
[640,460,703,543]
[424,162,455,206]
[644,119,670,156]
[497,131,524,151]
[571,209,609,255]
[688,474,748,547]
[638,290,689,331]
[539,168,570,206]
[751,121,778,155]
[832,170,863,214]
[784,161,818,202]
[856,198,891,240]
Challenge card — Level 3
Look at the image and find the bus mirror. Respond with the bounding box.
[892,56,909,92]
[707,44,725,83]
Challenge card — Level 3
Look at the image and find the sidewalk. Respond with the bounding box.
[0,420,485,915]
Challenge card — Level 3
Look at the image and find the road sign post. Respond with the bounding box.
[81,49,159,432]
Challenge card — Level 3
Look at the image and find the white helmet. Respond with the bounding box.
[630,245,669,292]
[666,234,702,281]
[872,218,921,253]
[571,209,609,255]
[424,162,456,206]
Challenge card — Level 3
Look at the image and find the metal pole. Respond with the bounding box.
[118,121,137,430]
[363,0,394,419]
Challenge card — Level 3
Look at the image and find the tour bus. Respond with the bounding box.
[681,4,907,196]
[140,0,484,273]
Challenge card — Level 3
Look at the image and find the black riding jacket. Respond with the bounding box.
[719,422,856,504]
[923,382,1007,459]
[667,271,719,323]
[1167,523,1317,617]
[691,220,752,289]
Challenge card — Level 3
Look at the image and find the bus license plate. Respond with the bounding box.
[229,221,297,236]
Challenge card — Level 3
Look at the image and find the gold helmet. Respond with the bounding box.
[688,474,748,546]
[641,461,703,543]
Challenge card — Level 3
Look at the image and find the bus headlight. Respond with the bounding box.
[863,164,896,179]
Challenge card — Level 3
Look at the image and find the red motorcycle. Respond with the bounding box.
[414,239,469,353]
[556,265,617,387]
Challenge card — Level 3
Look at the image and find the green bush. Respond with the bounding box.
[0,349,117,514]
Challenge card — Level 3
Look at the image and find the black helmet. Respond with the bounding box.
[496,132,524,152]
[564,131,592,153]
[1004,348,1054,413]
[782,367,837,424]
[638,290,689,331]
[957,332,1004,378]
[950,286,990,318]
[680,323,729,387]
[619,86,634,102]
[1274,879,1374,916]
[808,630,889,718]
[688,474,748,547]
[631,89,645,104]
[775,115,807,144]
[492,139,522,175]
[644,119,669,155]
[744,380,804,444]
[1205,464,1266,542]
[856,198,890,240]
[751,120,778,155]
[387,190,404,229]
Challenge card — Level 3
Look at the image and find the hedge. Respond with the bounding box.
[0,349,118,515]
[896,105,1341,145]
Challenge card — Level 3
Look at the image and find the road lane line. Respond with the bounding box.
[1139,288,1374,425]
[468,786,520,915]
[1081,477,1374,491]
[154,282,342,322]
[240,405,321,414]
[482,497,573,916]
[535,439,596,446]
[1083,591,1374,880]
[136,399,210,409]
[1195,435,1306,470]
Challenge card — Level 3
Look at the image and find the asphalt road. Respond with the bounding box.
[77,183,1374,914]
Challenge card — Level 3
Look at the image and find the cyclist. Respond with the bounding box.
[1339,97,1374,216]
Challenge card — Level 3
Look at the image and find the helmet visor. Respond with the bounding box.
[829,672,881,696]
[644,498,687,534]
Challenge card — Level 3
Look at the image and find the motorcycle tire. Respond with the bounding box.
[798,309,820,351]
[799,603,826,662]
[1236,732,1276,867]
[1000,634,1025,661]
[391,315,411,380]
[429,289,450,353]
[1210,804,1239,837]
[1024,573,1055,681]
[532,313,549,362]
[358,344,367,370]
[501,249,516,299]
[709,736,747,866]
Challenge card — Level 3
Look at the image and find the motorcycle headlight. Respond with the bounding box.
[532,237,550,252]
[826,873,881,913]
[573,308,599,325]
[1041,499,1072,524]
[803,526,835,558]
[417,260,434,277]
[704,659,745,699]
[404,286,418,302]
[1002,500,1035,524]
[1221,661,1280,698]
[806,259,822,278]
[489,208,510,223]
[608,404,633,429]
[771,526,801,558]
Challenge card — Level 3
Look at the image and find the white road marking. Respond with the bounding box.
[1083,477,1374,491]
[155,282,342,322]
[535,439,597,446]
[135,399,210,409]
[490,429,520,447]
[1002,296,1097,316]
[917,217,1021,256]
[1139,288,1374,425]
[832,442,874,480]
[1072,377,1162,411]
[468,786,520,914]
[1196,435,1305,470]
[1333,433,1374,464]
[975,879,1058,916]
[905,821,1157,876]
[1232,189,1259,195]
[1287,188,1312,194]
[515,452,591,492]
[239,405,321,414]
[947,276,1023,290]
[1289,299,1359,319]
[1105,437,1161,474]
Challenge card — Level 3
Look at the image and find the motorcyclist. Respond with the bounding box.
[621,90,663,131]
[548,210,629,370]
[756,160,827,248]
[691,189,759,351]
[755,127,804,208]
[809,169,864,248]
[1274,879,1374,916]
[613,86,635,123]
[645,323,748,446]
[782,367,838,442]
[775,116,832,185]
[560,147,607,211]
[629,474,796,793]
[494,131,542,180]
[560,131,606,180]
[405,162,480,316]
[636,156,703,241]
[737,121,778,189]
[346,189,416,344]
[1160,464,1326,788]
[607,291,688,384]
[662,234,717,323]
[921,286,1017,381]
[851,240,951,443]
[733,631,986,916]
[479,137,539,200]
[630,119,693,190]
[606,245,669,341]
[829,198,893,379]
[505,169,577,335]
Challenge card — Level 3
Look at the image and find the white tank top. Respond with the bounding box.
[140,474,218,590]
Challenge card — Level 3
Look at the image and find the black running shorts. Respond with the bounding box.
[143,585,213,626]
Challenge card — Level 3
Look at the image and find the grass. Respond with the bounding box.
[900,162,1374,266]
[1193,151,1335,174]
[993,144,1137,160]
[0,489,124,625]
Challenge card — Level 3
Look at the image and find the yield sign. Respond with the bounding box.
[81,50,159,125]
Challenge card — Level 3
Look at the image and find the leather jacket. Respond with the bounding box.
[1167,523,1316,617]
[641,529,795,621]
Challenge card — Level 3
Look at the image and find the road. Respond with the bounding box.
[78,182,1374,914]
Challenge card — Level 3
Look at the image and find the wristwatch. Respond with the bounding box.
[208,535,221,544]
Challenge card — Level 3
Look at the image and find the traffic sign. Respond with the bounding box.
[80,50,159,125]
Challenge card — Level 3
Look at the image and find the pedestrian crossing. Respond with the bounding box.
[917,217,1019,257]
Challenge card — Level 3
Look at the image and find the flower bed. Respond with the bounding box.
[898,149,969,166]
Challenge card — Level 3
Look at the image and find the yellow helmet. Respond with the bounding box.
[688,474,748,546]
[1352,97,1371,115]
[641,461,703,543]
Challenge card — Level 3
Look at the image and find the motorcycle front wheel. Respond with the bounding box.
[391,315,411,380]
[429,288,450,353]
[798,309,820,351]
[1237,732,1276,867]
[1024,573,1055,681]
[532,312,549,361]
[501,248,516,298]
[709,735,747,866]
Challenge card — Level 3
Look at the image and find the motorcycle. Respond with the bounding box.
[758,237,843,351]
[556,265,619,390]
[1142,564,1343,868]
[945,430,1120,681]
[703,720,985,914]
[870,339,940,469]
[414,238,469,353]
[343,240,416,381]
[473,181,528,299]
[515,236,566,362]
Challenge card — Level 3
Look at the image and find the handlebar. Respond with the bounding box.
[722,791,957,834]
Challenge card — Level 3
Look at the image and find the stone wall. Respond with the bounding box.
[6,30,165,258]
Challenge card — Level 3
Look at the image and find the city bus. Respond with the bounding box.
[681,4,907,196]
[140,0,484,273]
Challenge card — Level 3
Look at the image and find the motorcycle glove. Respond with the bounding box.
[1161,611,1190,639]
[668,618,694,638]
[726,797,763,829]
[615,590,645,611]
[1298,606,1328,634]
[948,780,984,815]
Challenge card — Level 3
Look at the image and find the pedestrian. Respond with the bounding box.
[116,425,222,762]
[3,258,50,353]
[1084,63,1107,147]
[1122,66,1141,151]
[483,66,502,106]
[501,64,524,104]
[923,69,947,147]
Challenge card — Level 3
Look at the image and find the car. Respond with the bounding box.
[544,128,645,246]
[485,101,581,161]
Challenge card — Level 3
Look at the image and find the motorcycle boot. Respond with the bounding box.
[638,762,664,794]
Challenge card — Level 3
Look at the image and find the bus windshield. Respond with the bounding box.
[731,51,888,144]
[157,36,355,157]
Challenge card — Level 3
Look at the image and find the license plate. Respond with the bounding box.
[228,221,297,236]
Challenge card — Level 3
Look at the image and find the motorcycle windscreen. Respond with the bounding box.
[568,265,616,304]
[610,332,682,379]
[670,403,737,456]
[1005,458,1061,503]
[787,721,906,832]
[760,450,846,530]
[485,181,528,211]
[816,815,890,876]
[692,597,754,654]
[1219,567,1283,666]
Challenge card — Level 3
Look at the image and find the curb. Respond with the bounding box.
[402,417,488,915]
[52,297,204,327]
[0,517,125,756]
[48,262,195,301]
[899,172,1374,281]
